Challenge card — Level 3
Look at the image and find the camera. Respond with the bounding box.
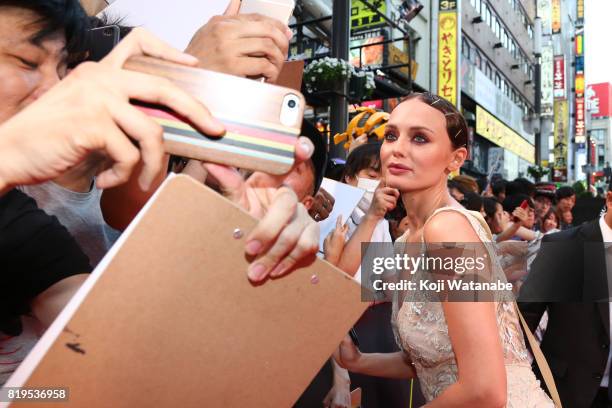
[280,94,301,127]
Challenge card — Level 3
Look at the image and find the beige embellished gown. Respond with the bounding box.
[392,207,554,406]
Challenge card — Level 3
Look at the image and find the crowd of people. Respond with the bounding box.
[1,1,611,407]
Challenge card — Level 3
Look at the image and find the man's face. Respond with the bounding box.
[525,207,536,229]
[561,210,573,224]
[534,196,552,218]
[558,196,575,212]
[0,7,68,124]
[283,160,316,208]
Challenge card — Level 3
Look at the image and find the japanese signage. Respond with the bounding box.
[575,33,584,56]
[439,0,458,11]
[541,46,554,113]
[577,0,584,25]
[437,1,458,106]
[351,0,386,33]
[461,60,533,143]
[586,83,612,118]
[551,0,561,34]
[574,31,585,143]
[553,100,569,181]
[476,106,535,163]
[553,55,565,99]
[575,96,586,143]
[575,71,585,96]
[537,0,552,34]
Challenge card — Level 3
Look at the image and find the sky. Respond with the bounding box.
[585,0,612,85]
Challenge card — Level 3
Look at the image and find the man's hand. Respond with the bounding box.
[512,207,529,226]
[309,188,336,221]
[196,137,320,283]
[0,28,224,194]
[186,6,292,82]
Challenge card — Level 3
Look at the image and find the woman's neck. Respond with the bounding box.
[401,178,456,232]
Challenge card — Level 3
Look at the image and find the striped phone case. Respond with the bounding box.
[124,56,304,175]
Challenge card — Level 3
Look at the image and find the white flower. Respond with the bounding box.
[317,68,323,73]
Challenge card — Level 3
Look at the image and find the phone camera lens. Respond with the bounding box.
[287,99,297,109]
[103,28,113,36]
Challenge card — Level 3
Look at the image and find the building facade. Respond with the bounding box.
[549,0,582,183]
[454,0,538,179]
[586,83,612,184]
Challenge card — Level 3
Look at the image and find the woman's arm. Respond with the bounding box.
[514,226,537,242]
[424,302,507,408]
[495,221,521,242]
[336,186,399,275]
[323,359,351,408]
[423,212,507,408]
[336,214,379,275]
[334,335,416,379]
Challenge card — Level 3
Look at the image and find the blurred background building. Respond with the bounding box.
[282,0,591,184]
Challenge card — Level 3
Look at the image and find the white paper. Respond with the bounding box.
[356,177,380,192]
[317,178,366,253]
[100,0,229,50]
[355,177,380,214]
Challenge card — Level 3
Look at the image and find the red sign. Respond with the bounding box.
[553,55,565,99]
[575,96,586,142]
[360,100,383,109]
[586,82,612,118]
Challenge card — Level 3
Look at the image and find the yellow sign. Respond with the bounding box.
[552,0,561,33]
[577,0,584,24]
[552,100,569,181]
[438,11,458,106]
[351,0,386,32]
[476,106,535,163]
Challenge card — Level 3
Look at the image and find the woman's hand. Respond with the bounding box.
[366,184,399,220]
[323,384,350,408]
[324,215,349,266]
[334,335,362,372]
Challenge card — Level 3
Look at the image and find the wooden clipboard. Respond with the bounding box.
[5,175,367,407]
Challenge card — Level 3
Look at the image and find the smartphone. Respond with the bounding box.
[124,56,304,175]
[87,25,120,62]
[239,0,295,24]
[513,199,530,222]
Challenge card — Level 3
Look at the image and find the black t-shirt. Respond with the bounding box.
[0,189,91,335]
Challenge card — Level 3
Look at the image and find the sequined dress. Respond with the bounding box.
[392,207,554,406]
